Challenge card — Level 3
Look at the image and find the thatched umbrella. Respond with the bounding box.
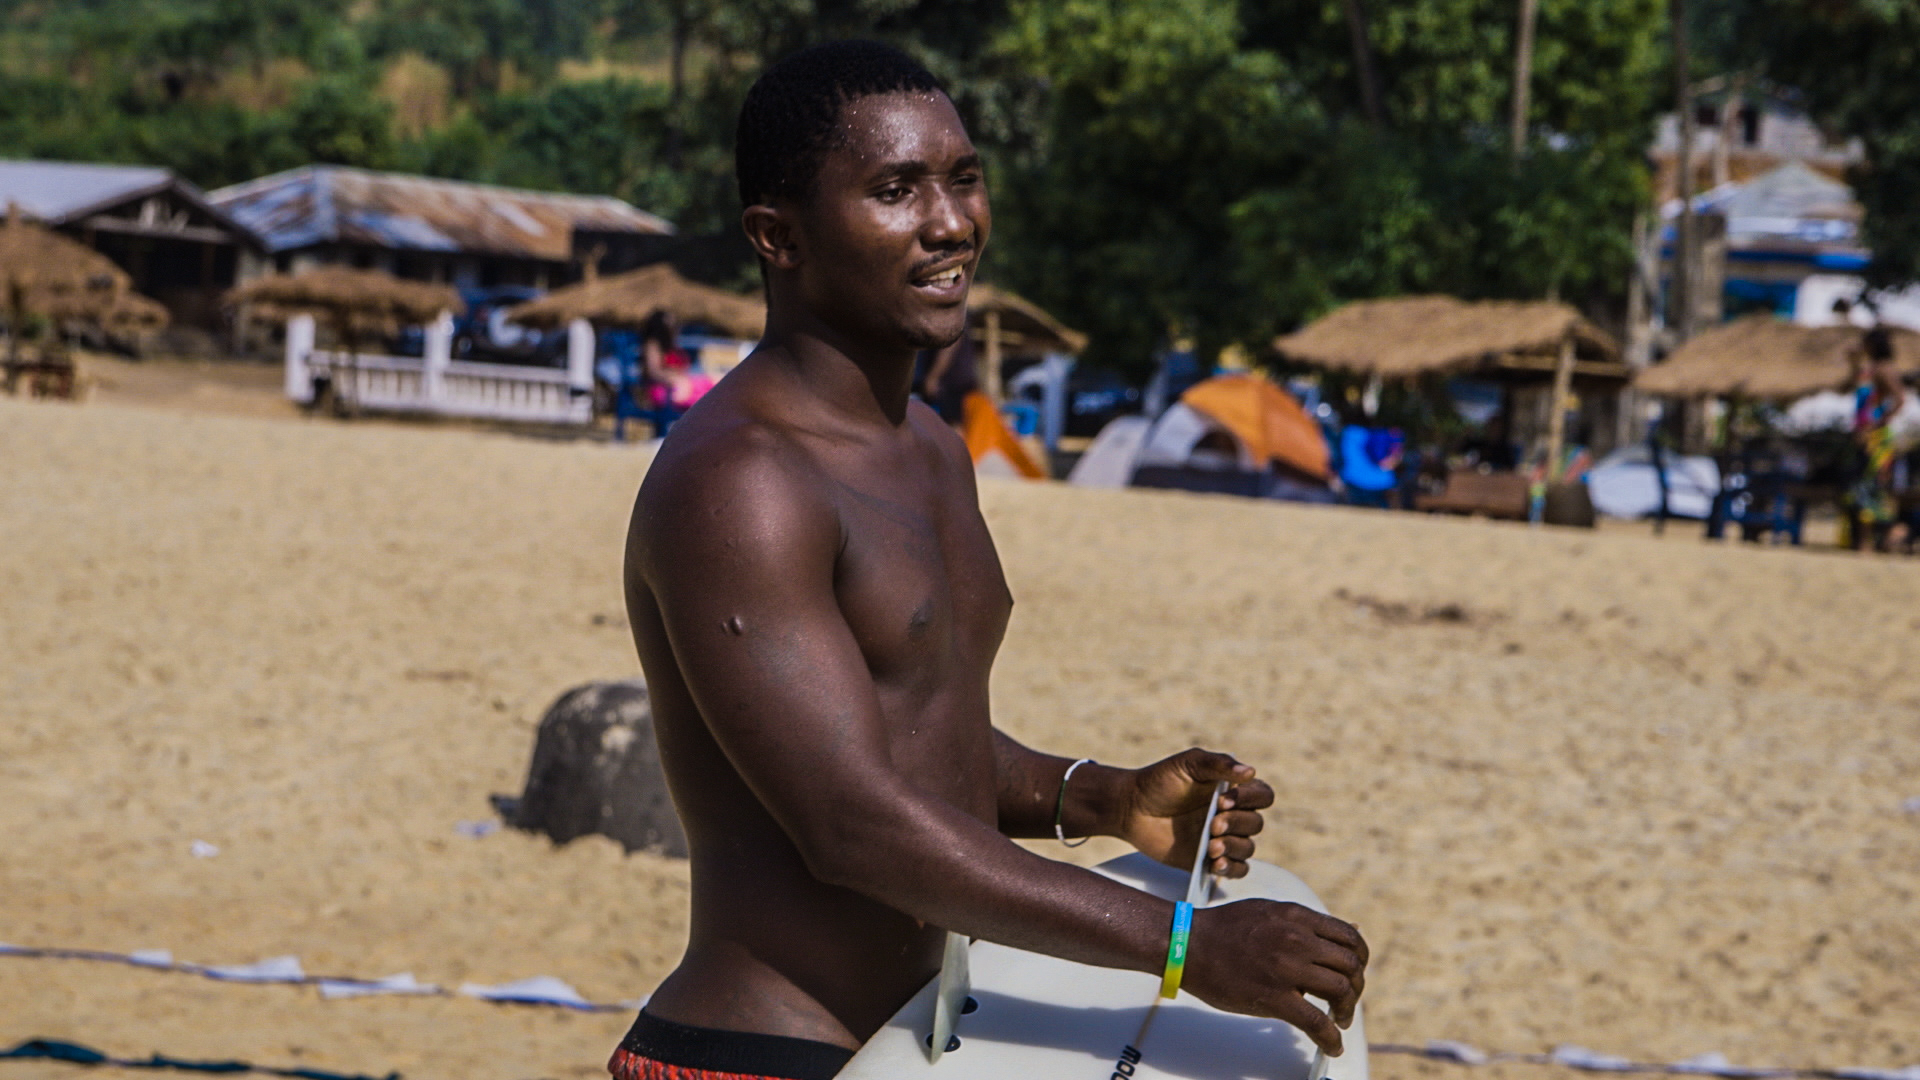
[0,205,170,364]
[1634,314,1920,400]
[1273,295,1621,378]
[227,266,462,413]
[967,283,1086,402]
[1277,295,1626,483]
[508,263,767,341]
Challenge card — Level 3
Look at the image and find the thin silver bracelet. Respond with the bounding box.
[1054,758,1095,847]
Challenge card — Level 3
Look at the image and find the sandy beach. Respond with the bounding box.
[2,382,1916,1080]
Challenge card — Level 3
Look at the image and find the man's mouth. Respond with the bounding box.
[914,267,964,288]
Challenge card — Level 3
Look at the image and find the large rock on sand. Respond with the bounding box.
[497,680,688,857]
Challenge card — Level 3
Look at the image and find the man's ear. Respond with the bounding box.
[742,204,802,271]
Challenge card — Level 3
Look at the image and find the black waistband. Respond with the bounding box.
[618,1009,855,1080]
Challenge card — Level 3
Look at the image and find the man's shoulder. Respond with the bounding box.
[633,399,837,565]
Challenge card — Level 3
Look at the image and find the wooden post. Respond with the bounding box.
[1340,0,1386,127]
[1544,330,1576,482]
[284,313,315,403]
[982,308,1003,404]
[567,317,595,399]
[1511,0,1539,160]
[1671,0,1697,343]
[423,310,452,407]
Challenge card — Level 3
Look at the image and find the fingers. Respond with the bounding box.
[1276,993,1344,1057]
[1178,747,1254,785]
[1206,834,1256,865]
[1223,778,1274,811]
[1212,809,1264,839]
[1306,909,1368,967]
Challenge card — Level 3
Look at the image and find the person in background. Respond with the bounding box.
[1338,420,1403,508]
[1846,326,1906,551]
[642,311,715,413]
[911,326,978,424]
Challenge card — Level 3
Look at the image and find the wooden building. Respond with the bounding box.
[209,166,674,292]
[0,160,260,329]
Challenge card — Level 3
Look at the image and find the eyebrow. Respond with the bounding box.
[869,153,983,183]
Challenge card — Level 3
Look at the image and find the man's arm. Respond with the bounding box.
[991,731,1277,880]
[632,437,1365,1052]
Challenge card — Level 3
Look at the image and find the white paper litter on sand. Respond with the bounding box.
[318,973,438,1000]
[458,975,591,1007]
[1427,1040,1490,1066]
[203,955,305,982]
[1554,1046,1638,1071]
[189,840,220,858]
[1669,1052,1785,1077]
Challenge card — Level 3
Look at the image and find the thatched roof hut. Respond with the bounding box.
[1273,295,1622,379]
[968,283,1087,355]
[227,266,462,340]
[507,264,766,340]
[1634,314,1920,400]
[0,205,170,333]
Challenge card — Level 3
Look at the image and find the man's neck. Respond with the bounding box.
[760,303,919,428]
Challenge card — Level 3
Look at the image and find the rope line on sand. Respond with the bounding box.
[7,947,1918,1080]
[1,1038,397,1080]
[0,943,636,1012]
[1371,1043,1920,1080]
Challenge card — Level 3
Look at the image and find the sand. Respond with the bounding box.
[2,384,1917,1080]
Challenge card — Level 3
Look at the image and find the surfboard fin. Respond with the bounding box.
[928,930,971,1063]
[1185,781,1229,907]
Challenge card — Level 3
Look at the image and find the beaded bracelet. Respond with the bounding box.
[1160,901,1194,998]
[1053,758,1094,847]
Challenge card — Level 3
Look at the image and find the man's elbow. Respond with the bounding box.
[790,805,917,896]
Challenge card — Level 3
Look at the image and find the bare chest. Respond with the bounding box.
[829,470,1012,690]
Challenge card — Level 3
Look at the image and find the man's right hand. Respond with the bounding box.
[1184,900,1369,1056]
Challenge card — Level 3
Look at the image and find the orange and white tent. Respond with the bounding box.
[1068,374,1330,490]
[961,391,1048,479]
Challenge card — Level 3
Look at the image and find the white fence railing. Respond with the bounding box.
[283,313,596,426]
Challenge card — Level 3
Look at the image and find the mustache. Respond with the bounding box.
[909,244,974,278]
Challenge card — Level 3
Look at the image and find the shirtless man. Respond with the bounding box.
[616,41,1368,1080]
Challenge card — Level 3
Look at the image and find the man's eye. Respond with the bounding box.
[954,173,982,187]
[877,186,910,203]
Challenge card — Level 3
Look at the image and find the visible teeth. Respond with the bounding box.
[921,269,961,285]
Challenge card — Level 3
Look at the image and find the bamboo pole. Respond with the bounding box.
[1544,330,1576,484]
[1340,0,1386,127]
[983,308,1003,404]
[1671,0,1697,343]
[1511,0,1539,159]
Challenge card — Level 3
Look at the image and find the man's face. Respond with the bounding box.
[785,91,990,352]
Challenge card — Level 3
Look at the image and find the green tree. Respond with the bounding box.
[986,0,1325,372]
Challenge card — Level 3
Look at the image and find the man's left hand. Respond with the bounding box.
[1116,749,1272,879]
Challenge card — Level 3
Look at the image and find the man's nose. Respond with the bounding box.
[921,186,974,249]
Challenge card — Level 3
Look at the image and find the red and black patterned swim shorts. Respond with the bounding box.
[608,1011,854,1080]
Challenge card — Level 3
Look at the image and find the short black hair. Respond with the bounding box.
[736,40,944,209]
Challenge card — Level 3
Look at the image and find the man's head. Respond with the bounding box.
[737,41,990,354]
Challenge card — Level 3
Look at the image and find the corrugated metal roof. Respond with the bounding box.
[209,166,674,259]
[0,160,176,223]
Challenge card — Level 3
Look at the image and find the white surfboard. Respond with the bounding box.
[840,852,1369,1080]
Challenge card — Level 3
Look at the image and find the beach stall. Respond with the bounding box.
[966,284,1090,460]
[1,206,169,397]
[232,266,602,423]
[1275,295,1628,520]
[506,263,766,438]
[1630,315,1920,541]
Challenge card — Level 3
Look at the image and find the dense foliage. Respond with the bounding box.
[2,0,1910,370]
